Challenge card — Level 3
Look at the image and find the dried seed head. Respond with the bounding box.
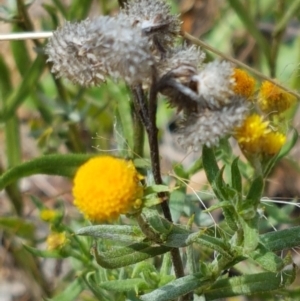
[45,16,154,86]
[121,0,181,53]
[177,98,249,150]
[157,46,205,112]
[193,60,236,108]
[45,19,107,86]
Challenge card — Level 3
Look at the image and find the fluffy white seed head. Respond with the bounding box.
[45,16,154,86]
[177,98,249,150]
[193,60,236,108]
[121,0,181,53]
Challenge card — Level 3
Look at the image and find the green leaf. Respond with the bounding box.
[202,145,220,185]
[76,225,145,243]
[0,154,94,191]
[139,273,206,301]
[84,272,111,301]
[93,243,171,269]
[99,279,150,293]
[248,243,284,272]
[187,232,233,259]
[23,244,65,259]
[68,0,93,20]
[260,226,300,252]
[204,268,296,300]
[245,176,264,207]
[0,217,34,239]
[240,214,259,251]
[144,185,170,195]
[45,276,86,301]
[0,55,46,122]
[231,157,242,193]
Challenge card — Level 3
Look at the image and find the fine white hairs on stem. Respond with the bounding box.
[45,16,154,86]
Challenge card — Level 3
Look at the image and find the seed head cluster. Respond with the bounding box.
[46,0,287,156]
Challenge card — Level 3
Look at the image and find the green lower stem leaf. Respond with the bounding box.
[139,273,209,301]
[0,154,94,191]
[23,244,66,259]
[93,243,171,269]
[76,225,145,243]
[204,267,296,300]
[99,278,150,294]
[247,243,284,272]
[260,225,300,251]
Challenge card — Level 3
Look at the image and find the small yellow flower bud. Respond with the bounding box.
[46,232,67,251]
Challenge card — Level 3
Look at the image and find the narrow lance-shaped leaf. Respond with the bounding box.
[260,225,300,252]
[92,243,171,269]
[204,268,296,301]
[247,243,284,272]
[139,273,207,301]
[23,244,66,259]
[76,225,145,243]
[202,145,220,184]
[99,278,150,294]
[0,154,94,191]
[0,217,35,239]
[0,55,46,122]
[245,176,264,208]
[231,157,242,193]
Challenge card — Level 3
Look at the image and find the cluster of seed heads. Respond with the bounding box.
[45,0,250,150]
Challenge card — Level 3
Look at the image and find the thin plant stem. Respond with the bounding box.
[183,31,300,100]
[0,32,53,41]
[147,72,186,299]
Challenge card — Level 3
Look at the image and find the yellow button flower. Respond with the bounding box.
[232,68,256,99]
[234,114,286,156]
[73,156,143,222]
[261,132,286,156]
[258,81,296,114]
[234,114,269,153]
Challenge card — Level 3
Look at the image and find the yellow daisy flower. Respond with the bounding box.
[234,114,286,156]
[234,114,269,153]
[258,81,296,114]
[261,132,286,156]
[73,156,143,222]
[232,68,256,99]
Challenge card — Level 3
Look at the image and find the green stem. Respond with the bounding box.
[274,0,300,36]
[133,109,145,157]
[4,117,23,215]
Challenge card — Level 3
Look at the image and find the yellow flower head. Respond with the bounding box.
[258,81,296,114]
[232,68,256,99]
[40,209,58,222]
[73,156,144,222]
[234,114,270,153]
[261,132,286,156]
[46,232,67,251]
[234,114,286,156]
